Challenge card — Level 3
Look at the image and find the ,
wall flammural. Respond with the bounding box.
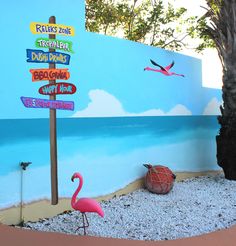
[144,59,185,77]
[0,0,221,221]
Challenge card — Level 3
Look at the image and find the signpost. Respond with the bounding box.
[22,16,76,205]
[35,38,74,53]
[30,22,75,36]
[26,49,71,65]
[30,68,70,81]
[21,97,74,110]
[38,83,76,95]
[49,16,58,205]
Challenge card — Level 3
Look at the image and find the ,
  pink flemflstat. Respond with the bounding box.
[71,172,104,235]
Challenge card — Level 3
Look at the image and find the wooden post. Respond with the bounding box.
[49,16,58,205]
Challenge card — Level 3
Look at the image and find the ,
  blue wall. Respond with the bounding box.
[0,0,221,209]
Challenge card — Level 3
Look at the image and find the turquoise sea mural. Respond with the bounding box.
[0,0,221,212]
[0,116,220,209]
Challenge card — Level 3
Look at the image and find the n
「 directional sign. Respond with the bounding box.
[26,49,70,65]
[26,17,75,206]
[30,22,75,36]
[21,96,74,111]
[38,82,77,95]
[30,68,70,82]
[35,38,74,53]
